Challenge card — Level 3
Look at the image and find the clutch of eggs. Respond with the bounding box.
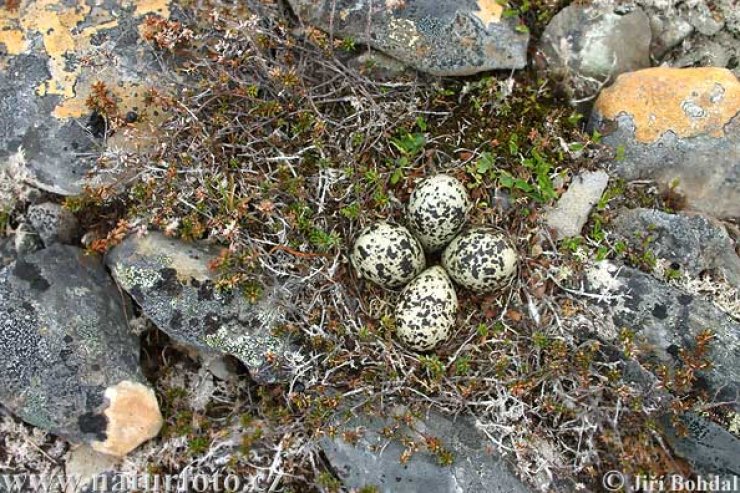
[350,222,426,289]
[395,266,458,351]
[406,174,471,252]
[442,227,518,293]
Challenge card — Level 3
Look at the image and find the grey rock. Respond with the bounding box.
[649,14,694,59]
[350,51,410,80]
[666,31,740,77]
[688,4,725,36]
[545,170,609,239]
[13,222,43,256]
[595,112,739,219]
[201,353,239,382]
[0,3,170,196]
[612,208,740,287]
[586,262,740,411]
[661,413,740,482]
[27,202,79,246]
[320,407,531,493]
[288,0,529,76]
[0,245,162,456]
[105,232,300,385]
[588,67,740,219]
[1,236,17,267]
[65,444,119,493]
[539,4,651,99]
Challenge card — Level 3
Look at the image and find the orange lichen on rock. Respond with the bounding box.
[473,0,504,26]
[91,380,163,457]
[21,0,90,98]
[128,0,171,18]
[9,0,171,119]
[0,4,27,66]
[594,67,740,143]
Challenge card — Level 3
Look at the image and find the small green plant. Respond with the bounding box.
[495,147,557,204]
[317,471,341,492]
[614,240,628,255]
[339,202,361,219]
[390,129,426,157]
[338,36,356,52]
[309,228,342,252]
[560,236,582,253]
[454,354,472,375]
[358,325,373,341]
[532,331,550,349]
[0,209,9,234]
[665,266,682,281]
[358,486,380,493]
[476,323,490,338]
[466,151,496,188]
[419,355,446,381]
[188,436,209,454]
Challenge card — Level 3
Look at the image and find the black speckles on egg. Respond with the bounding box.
[395,266,458,351]
[407,174,471,252]
[351,223,426,289]
[442,228,518,293]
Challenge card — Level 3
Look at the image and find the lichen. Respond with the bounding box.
[113,264,164,291]
[203,327,283,370]
[594,67,740,143]
[18,383,56,432]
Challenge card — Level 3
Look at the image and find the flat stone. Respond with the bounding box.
[0,0,173,196]
[105,232,301,385]
[661,413,740,482]
[545,170,609,239]
[688,3,725,36]
[27,202,79,246]
[287,0,529,76]
[612,208,740,287]
[649,14,694,59]
[585,262,740,411]
[350,51,410,80]
[64,444,119,493]
[0,245,162,456]
[539,4,651,99]
[320,407,531,493]
[589,67,740,219]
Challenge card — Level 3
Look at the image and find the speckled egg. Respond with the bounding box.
[395,266,458,351]
[407,174,471,252]
[351,223,426,289]
[442,228,518,293]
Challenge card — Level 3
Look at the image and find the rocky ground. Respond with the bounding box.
[0,0,738,491]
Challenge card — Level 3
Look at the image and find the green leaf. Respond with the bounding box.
[415,116,428,132]
[498,172,515,188]
[567,112,583,126]
[508,134,519,155]
[476,152,495,175]
[390,168,404,185]
[391,132,426,156]
[569,142,585,152]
